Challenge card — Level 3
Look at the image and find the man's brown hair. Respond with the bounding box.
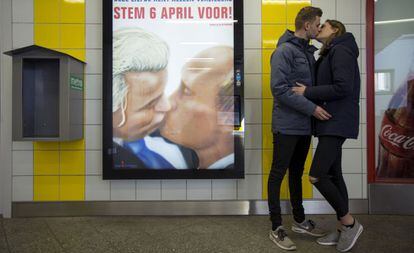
[295,6,323,30]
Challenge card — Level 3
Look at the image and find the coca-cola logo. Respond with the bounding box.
[381,125,414,151]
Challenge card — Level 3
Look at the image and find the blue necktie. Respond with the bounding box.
[124,139,173,169]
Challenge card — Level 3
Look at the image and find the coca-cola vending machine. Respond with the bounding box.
[368,0,414,215]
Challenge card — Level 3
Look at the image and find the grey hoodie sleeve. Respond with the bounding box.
[270,47,316,116]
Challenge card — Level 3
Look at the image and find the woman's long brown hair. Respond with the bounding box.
[320,20,346,56]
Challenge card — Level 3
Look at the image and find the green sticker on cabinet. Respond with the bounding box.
[70,76,83,91]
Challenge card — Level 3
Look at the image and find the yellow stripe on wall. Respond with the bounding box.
[33,0,86,201]
[261,0,313,200]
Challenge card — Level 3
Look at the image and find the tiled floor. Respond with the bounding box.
[0,215,413,253]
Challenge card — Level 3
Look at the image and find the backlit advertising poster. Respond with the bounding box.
[103,0,244,179]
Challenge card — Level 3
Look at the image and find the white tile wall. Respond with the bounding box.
[12,141,33,151]
[12,151,33,176]
[245,124,262,149]
[312,0,336,22]
[110,180,136,200]
[343,174,363,199]
[85,74,103,100]
[345,24,362,48]
[86,24,102,49]
[212,180,237,200]
[85,49,102,74]
[12,23,33,49]
[244,49,262,74]
[86,175,110,200]
[337,0,361,24]
[161,180,186,200]
[245,149,262,174]
[137,180,161,200]
[85,150,102,175]
[85,125,102,150]
[244,74,262,99]
[187,180,212,200]
[245,99,262,124]
[12,0,33,23]
[237,174,262,200]
[244,25,261,49]
[12,176,33,201]
[243,0,261,24]
[342,149,362,174]
[86,0,103,24]
[85,99,102,125]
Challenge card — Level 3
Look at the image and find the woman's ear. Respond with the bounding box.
[333,28,339,34]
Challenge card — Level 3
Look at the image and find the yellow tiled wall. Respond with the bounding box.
[261,0,313,200]
[33,0,85,201]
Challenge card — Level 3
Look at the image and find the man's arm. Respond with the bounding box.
[270,46,316,116]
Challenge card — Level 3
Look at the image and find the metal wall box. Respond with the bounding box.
[4,45,85,141]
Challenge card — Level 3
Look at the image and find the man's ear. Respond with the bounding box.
[304,21,311,31]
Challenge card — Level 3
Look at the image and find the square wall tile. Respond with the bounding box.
[362,148,367,174]
[13,0,34,22]
[61,24,85,49]
[12,151,33,176]
[60,176,85,201]
[111,180,136,200]
[85,175,110,200]
[212,180,237,200]
[262,124,273,149]
[245,149,262,174]
[312,185,324,199]
[262,98,273,124]
[86,24,103,49]
[244,74,262,99]
[85,75,103,99]
[244,0,262,24]
[34,0,59,23]
[86,0,102,24]
[85,99,102,125]
[360,73,366,98]
[161,180,186,200]
[12,24,33,49]
[187,180,212,200]
[85,49,102,74]
[336,0,361,24]
[343,125,362,148]
[244,49,262,74]
[61,0,85,23]
[343,174,362,199]
[86,150,102,175]
[362,173,367,199]
[361,0,366,24]
[245,124,262,149]
[237,174,262,200]
[34,176,59,201]
[85,125,102,150]
[342,149,362,174]
[34,151,59,175]
[262,0,286,24]
[13,141,33,151]
[137,180,161,200]
[262,25,285,49]
[34,24,59,49]
[244,25,261,49]
[361,25,366,48]
[60,151,85,175]
[12,176,33,201]
[360,98,366,124]
[262,149,273,174]
[245,99,262,124]
[312,0,336,21]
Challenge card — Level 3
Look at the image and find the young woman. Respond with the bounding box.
[292,20,363,252]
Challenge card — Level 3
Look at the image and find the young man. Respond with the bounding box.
[268,6,332,251]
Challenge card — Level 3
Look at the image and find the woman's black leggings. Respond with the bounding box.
[309,136,349,219]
